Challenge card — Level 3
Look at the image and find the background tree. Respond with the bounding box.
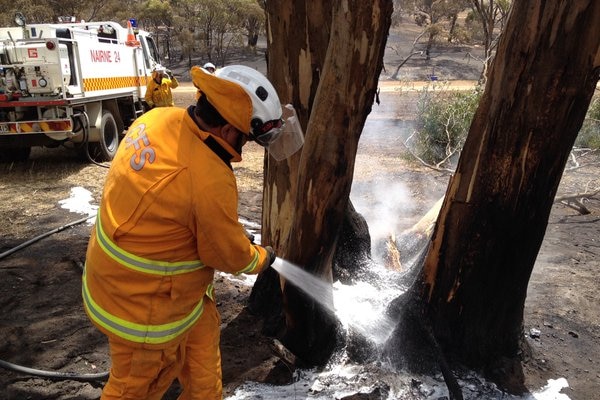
[467,0,512,82]
[138,0,175,61]
[240,0,264,51]
[0,0,264,68]
[169,0,209,66]
[385,0,600,394]
[396,0,470,60]
[211,0,248,67]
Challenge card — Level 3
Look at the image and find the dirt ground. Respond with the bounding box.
[1,22,599,400]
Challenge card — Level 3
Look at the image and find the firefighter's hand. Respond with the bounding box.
[244,229,255,244]
[264,246,276,268]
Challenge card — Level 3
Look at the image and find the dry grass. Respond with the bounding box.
[0,148,107,241]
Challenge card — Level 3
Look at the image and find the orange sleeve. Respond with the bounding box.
[189,166,269,276]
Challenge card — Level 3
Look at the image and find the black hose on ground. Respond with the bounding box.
[0,213,108,382]
[0,214,96,261]
[0,359,108,382]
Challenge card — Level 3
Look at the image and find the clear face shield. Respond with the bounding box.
[250,104,304,161]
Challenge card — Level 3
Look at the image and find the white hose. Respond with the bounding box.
[0,359,108,382]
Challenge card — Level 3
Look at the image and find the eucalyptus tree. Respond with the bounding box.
[239,0,265,50]
[210,0,254,66]
[252,0,393,365]
[386,1,599,394]
[395,0,471,59]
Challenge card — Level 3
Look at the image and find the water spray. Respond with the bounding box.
[270,257,399,345]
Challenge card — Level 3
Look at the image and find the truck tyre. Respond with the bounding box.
[89,110,119,162]
[0,147,31,163]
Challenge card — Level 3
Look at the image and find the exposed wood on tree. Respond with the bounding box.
[383,233,403,271]
[386,0,600,393]
[380,195,445,273]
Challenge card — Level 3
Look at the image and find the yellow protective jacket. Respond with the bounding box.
[82,106,270,349]
[145,76,179,107]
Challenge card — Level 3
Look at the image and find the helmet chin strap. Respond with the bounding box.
[232,131,247,155]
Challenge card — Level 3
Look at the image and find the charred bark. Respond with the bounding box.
[332,201,372,284]
[386,0,600,393]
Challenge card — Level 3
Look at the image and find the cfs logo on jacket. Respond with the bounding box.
[125,123,156,171]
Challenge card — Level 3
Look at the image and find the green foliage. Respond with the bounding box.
[409,89,598,169]
[410,84,482,167]
[575,96,600,149]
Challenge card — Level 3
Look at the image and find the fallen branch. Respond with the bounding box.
[565,148,599,171]
[555,188,600,215]
[565,160,600,172]
[389,30,427,80]
[270,339,297,367]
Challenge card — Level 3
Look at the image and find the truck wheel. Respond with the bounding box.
[89,110,119,161]
[0,147,31,162]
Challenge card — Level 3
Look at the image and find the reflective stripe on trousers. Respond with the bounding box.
[206,283,215,301]
[82,266,206,345]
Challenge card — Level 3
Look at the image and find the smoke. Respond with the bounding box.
[352,178,414,240]
[351,118,417,266]
[351,116,445,267]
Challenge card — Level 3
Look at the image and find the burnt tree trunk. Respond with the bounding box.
[249,0,393,366]
[386,0,600,392]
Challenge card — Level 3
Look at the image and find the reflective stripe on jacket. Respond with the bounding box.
[83,106,269,349]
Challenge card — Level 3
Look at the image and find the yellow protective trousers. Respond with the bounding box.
[101,298,222,400]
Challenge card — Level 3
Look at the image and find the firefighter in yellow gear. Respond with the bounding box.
[203,62,216,74]
[144,67,179,108]
[83,65,300,399]
[195,63,217,102]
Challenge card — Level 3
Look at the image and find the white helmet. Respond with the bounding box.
[203,62,216,72]
[216,65,304,160]
[216,65,283,144]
